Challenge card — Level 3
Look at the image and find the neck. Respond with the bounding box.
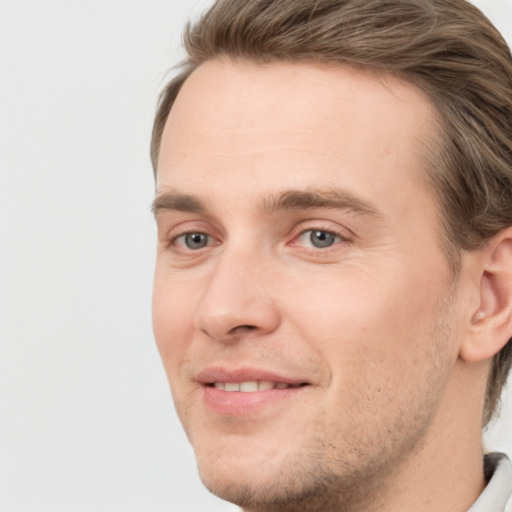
[350,361,487,512]
[370,411,486,512]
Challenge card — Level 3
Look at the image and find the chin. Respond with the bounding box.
[198,460,320,511]
[197,456,364,512]
[193,434,364,512]
[190,413,431,512]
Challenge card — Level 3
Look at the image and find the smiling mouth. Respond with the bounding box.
[208,381,309,392]
[202,375,311,415]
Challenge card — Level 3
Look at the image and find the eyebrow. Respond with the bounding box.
[152,188,383,219]
[152,192,206,216]
[262,188,383,218]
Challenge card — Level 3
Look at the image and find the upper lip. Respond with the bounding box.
[195,366,310,386]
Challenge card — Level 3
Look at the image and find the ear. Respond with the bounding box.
[460,227,512,363]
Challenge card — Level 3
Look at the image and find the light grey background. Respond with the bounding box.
[0,1,511,511]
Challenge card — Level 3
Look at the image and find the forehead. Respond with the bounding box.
[157,59,438,215]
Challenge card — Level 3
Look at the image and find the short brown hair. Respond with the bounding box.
[151,0,512,425]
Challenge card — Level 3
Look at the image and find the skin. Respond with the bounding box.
[152,59,492,511]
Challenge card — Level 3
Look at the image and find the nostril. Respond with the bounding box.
[229,325,257,334]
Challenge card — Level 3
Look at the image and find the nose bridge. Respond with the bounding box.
[194,243,280,341]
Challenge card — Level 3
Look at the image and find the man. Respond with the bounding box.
[150,0,512,510]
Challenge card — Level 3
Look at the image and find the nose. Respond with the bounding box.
[193,248,281,342]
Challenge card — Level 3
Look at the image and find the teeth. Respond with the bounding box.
[258,380,274,391]
[240,381,258,392]
[212,381,293,392]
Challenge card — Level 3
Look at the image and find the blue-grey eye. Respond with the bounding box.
[183,233,209,249]
[309,230,337,248]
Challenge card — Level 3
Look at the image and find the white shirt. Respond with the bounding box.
[468,453,512,512]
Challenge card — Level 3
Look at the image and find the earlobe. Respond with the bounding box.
[460,229,512,363]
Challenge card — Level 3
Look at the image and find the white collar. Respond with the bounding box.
[468,453,512,512]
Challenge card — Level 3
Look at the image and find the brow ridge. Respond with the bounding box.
[262,188,382,217]
[152,191,206,216]
[152,187,382,219]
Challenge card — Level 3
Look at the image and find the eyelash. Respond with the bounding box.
[169,226,348,252]
[291,227,347,249]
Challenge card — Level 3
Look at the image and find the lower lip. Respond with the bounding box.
[203,386,305,416]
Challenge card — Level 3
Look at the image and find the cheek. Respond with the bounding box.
[152,275,202,437]
[152,270,196,369]
[284,266,448,383]
[283,268,456,450]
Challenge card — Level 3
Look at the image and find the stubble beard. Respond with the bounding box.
[198,418,436,512]
[194,291,457,512]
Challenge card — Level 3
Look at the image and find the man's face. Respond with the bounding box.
[153,60,465,509]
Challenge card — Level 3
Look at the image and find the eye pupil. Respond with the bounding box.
[310,230,335,248]
[185,233,208,249]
